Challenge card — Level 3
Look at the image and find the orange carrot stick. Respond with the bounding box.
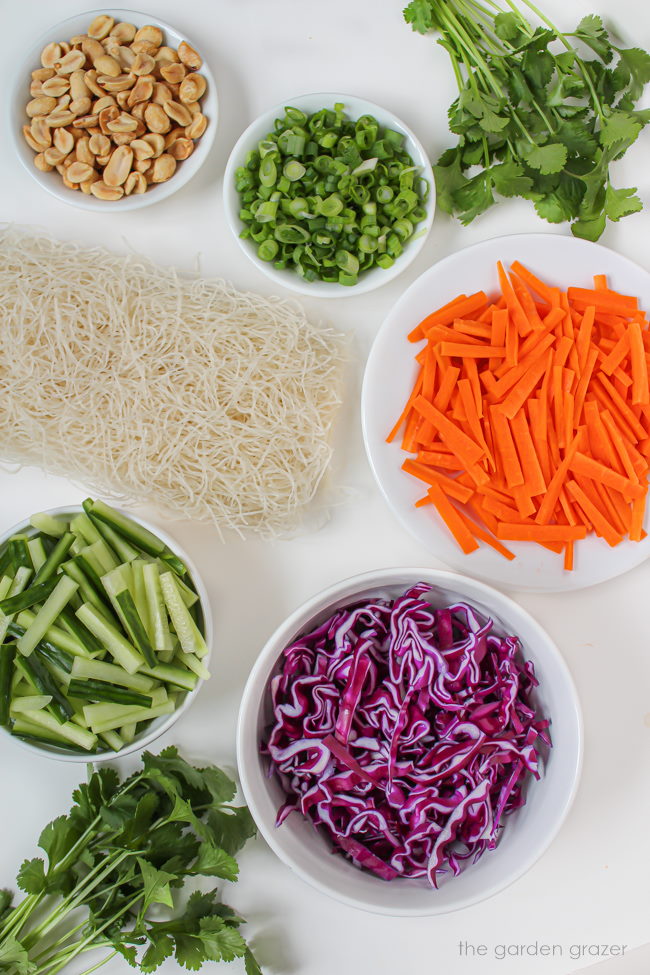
[426,482,479,555]
[565,480,623,547]
[495,523,588,542]
[629,320,649,405]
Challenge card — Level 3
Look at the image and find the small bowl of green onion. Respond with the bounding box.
[0,499,212,762]
[224,93,435,297]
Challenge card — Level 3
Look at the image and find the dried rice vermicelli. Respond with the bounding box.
[0,227,349,537]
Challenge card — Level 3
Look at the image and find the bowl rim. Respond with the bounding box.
[236,566,584,916]
[222,90,435,298]
[9,7,218,212]
[0,503,213,763]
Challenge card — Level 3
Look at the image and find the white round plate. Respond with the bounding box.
[223,91,434,298]
[362,233,650,593]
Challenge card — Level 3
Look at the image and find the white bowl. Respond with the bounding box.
[237,567,582,916]
[9,9,217,211]
[0,504,212,762]
[223,92,435,297]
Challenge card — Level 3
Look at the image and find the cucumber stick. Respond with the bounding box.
[142,562,173,653]
[70,656,154,692]
[101,568,157,668]
[159,572,207,657]
[87,500,165,557]
[83,500,139,563]
[17,576,79,657]
[70,513,103,546]
[75,603,145,675]
[10,694,52,714]
[32,532,74,584]
[26,537,48,572]
[29,512,67,537]
[16,708,97,750]
[0,567,34,644]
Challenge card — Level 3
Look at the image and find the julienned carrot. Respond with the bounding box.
[495,523,587,542]
[426,482,479,554]
[388,260,650,567]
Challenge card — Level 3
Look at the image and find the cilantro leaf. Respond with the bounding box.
[141,932,174,973]
[37,816,79,870]
[138,859,175,912]
[599,110,642,148]
[493,12,526,45]
[0,935,36,975]
[193,841,239,881]
[521,143,568,175]
[616,47,650,100]
[573,15,613,63]
[605,184,643,221]
[489,161,534,198]
[199,917,248,962]
[207,807,257,857]
[454,172,495,224]
[572,212,607,241]
[403,0,434,35]
[245,948,264,975]
[17,859,47,895]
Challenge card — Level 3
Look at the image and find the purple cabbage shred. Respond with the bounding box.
[263,583,551,888]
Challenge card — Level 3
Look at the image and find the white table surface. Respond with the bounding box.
[2,2,650,974]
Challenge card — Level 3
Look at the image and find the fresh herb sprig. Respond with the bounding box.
[404,0,650,239]
[0,748,261,975]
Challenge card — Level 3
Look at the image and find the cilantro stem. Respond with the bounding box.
[23,849,138,950]
[31,891,140,975]
[513,0,606,118]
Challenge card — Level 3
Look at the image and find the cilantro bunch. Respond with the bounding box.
[404,0,650,239]
[0,748,261,975]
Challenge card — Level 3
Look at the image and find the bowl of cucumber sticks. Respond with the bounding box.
[0,499,212,761]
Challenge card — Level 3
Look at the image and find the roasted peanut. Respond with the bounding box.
[41,76,70,97]
[142,132,165,157]
[41,43,62,68]
[75,136,95,165]
[178,41,202,69]
[89,132,111,156]
[110,21,137,43]
[53,127,74,155]
[179,73,206,104]
[150,153,176,182]
[81,37,105,61]
[124,171,147,194]
[34,152,53,172]
[169,137,194,160]
[134,25,163,47]
[99,74,134,92]
[94,54,121,77]
[185,112,207,139]
[84,69,105,97]
[26,95,56,118]
[144,103,171,134]
[103,145,133,185]
[70,97,92,116]
[66,161,95,183]
[88,15,114,40]
[56,50,86,74]
[160,62,186,85]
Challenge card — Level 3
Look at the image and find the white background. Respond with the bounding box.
[1,2,650,974]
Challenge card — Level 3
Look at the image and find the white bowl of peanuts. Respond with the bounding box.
[10,9,217,209]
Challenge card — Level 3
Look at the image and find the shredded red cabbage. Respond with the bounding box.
[263,583,551,887]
